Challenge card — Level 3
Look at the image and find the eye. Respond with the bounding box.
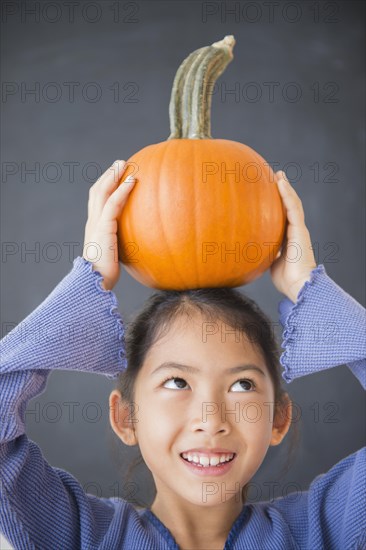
[232,378,256,391]
[162,377,188,390]
[162,376,256,393]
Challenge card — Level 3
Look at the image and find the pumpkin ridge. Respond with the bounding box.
[191,140,201,288]
[159,141,187,288]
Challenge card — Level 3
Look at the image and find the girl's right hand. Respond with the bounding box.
[82,160,136,291]
[270,171,317,302]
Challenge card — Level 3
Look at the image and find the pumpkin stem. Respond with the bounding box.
[167,35,236,140]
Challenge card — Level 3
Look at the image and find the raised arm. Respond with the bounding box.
[274,271,366,548]
[270,170,365,387]
[0,160,137,549]
[268,172,365,549]
[0,256,130,548]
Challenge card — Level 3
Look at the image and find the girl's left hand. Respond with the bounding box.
[270,171,317,303]
[83,160,136,291]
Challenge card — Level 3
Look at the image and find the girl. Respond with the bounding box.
[0,161,365,550]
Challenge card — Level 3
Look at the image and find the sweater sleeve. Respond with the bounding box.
[278,263,366,388]
[274,264,366,549]
[0,257,127,550]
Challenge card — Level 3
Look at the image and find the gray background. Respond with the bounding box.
[1,0,365,516]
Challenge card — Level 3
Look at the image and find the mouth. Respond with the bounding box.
[179,452,237,475]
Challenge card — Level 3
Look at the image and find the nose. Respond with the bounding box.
[190,399,231,435]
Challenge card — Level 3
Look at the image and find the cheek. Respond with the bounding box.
[237,403,274,447]
[136,408,180,475]
[135,398,179,447]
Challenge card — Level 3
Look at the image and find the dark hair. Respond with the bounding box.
[110,287,300,508]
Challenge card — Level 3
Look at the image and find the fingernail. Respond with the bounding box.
[125,175,136,184]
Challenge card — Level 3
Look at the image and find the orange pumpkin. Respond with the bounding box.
[118,35,286,290]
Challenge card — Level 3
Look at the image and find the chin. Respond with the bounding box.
[181,489,243,508]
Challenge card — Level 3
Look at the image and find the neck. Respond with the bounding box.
[150,493,244,548]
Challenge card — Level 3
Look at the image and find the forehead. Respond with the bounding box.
[143,310,267,370]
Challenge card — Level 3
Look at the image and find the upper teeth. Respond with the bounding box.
[181,452,234,467]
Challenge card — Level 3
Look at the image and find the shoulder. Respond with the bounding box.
[268,448,366,548]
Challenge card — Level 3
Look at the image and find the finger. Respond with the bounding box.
[100,175,136,223]
[276,175,313,260]
[93,160,128,211]
[89,160,127,218]
[276,173,305,234]
[276,171,302,205]
[96,160,127,188]
[277,227,288,258]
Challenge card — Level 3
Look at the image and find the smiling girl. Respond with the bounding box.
[1,160,365,549]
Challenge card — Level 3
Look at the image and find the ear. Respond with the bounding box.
[109,389,139,447]
[270,393,292,446]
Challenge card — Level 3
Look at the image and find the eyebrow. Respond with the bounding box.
[151,362,266,378]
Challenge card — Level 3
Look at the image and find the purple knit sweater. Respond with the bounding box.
[0,257,365,549]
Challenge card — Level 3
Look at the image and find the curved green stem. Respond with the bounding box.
[167,35,236,140]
